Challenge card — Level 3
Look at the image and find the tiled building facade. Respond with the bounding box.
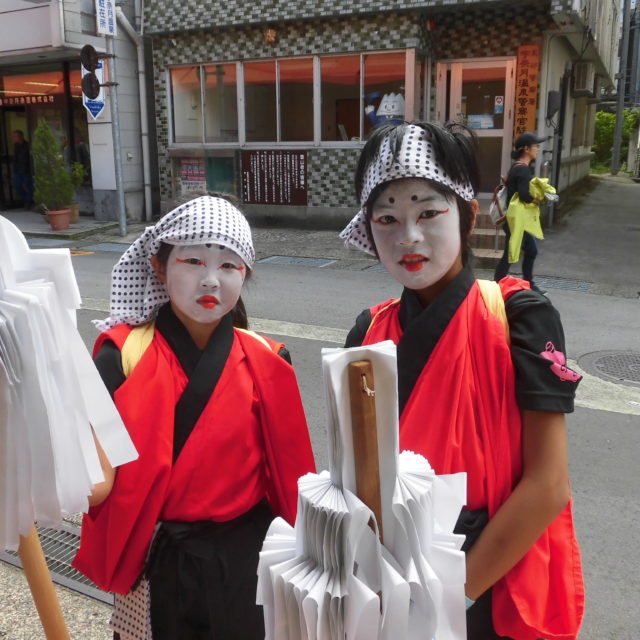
[145,0,618,222]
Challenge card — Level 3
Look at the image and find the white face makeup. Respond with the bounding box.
[370,178,462,295]
[162,243,246,328]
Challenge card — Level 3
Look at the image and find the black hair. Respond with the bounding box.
[354,121,479,267]
[154,192,251,329]
[511,147,527,161]
[13,130,24,138]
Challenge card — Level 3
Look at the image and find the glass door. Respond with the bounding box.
[436,59,515,195]
[0,107,29,208]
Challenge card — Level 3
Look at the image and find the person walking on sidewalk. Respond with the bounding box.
[11,130,33,209]
[493,132,547,293]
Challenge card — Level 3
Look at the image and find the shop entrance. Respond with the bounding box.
[0,107,29,208]
[436,59,515,195]
[0,63,91,210]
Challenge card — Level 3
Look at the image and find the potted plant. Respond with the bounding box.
[32,122,74,231]
[68,162,86,223]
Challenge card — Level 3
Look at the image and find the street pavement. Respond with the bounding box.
[1,174,639,639]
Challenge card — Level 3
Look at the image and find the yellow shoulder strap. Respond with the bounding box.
[235,327,272,350]
[477,280,510,342]
[120,321,156,378]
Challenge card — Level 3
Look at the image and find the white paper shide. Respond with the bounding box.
[257,342,467,639]
[0,216,137,551]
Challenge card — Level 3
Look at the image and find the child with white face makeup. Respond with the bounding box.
[74,195,315,640]
[341,122,584,640]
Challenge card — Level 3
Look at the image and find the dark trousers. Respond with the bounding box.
[493,222,538,283]
[147,499,273,640]
[12,171,33,206]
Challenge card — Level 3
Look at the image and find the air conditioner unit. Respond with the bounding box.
[572,61,596,97]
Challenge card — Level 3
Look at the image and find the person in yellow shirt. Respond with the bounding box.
[493,132,547,293]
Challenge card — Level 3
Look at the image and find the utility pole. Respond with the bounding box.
[612,0,632,175]
[106,35,128,236]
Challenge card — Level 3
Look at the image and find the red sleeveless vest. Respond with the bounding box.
[363,279,584,640]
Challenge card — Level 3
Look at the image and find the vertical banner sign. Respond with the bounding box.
[514,44,540,138]
[180,158,207,193]
[95,0,117,36]
[241,151,308,206]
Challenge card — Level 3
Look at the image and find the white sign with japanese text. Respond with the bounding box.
[95,0,117,36]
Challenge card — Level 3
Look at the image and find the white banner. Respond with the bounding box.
[95,0,116,36]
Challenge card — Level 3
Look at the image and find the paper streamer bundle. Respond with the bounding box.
[0,216,138,551]
[257,342,467,640]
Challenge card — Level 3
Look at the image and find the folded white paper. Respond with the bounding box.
[0,215,138,551]
[258,343,467,639]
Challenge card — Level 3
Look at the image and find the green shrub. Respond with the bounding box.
[592,108,640,168]
[32,121,74,211]
[70,162,85,191]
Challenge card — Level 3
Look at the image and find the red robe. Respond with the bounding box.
[73,324,315,595]
[363,278,584,640]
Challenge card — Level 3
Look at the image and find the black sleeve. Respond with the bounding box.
[344,309,372,348]
[277,345,292,365]
[93,340,126,399]
[513,164,534,203]
[506,290,581,413]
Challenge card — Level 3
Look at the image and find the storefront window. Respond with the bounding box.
[279,58,313,142]
[204,64,238,143]
[169,51,410,146]
[363,52,406,137]
[321,55,360,141]
[171,66,203,143]
[244,61,277,142]
[1,70,65,98]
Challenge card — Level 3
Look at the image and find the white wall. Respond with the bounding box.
[538,34,594,191]
[0,1,61,55]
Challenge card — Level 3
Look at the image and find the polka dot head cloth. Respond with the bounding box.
[95,196,255,330]
[340,124,476,255]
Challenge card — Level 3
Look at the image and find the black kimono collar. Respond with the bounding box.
[155,303,235,463]
[397,266,475,414]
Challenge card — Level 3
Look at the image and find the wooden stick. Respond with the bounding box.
[18,524,70,640]
[348,360,383,543]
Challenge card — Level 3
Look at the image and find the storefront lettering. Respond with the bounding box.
[0,95,55,106]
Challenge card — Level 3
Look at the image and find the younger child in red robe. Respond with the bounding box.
[74,194,316,640]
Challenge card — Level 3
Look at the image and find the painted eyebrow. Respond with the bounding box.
[373,195,445,210]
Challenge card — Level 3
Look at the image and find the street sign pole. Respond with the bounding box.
[106,35,127,237]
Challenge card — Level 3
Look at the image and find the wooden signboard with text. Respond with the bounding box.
[514,44,540,138]
[241,150,308,206]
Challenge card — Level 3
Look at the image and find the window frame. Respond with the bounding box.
[167,49,413,149]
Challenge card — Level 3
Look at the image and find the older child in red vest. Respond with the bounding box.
[340,122,584,640]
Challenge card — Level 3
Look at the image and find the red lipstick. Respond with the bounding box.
[399,254,428,272]
[197,295,219,309]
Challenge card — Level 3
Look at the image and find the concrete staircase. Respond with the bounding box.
[471,201,504,270]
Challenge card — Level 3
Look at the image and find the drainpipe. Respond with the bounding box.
[116,6,153,221]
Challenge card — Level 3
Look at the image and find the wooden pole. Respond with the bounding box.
[17,524,70,640]
[348,360,383,543]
